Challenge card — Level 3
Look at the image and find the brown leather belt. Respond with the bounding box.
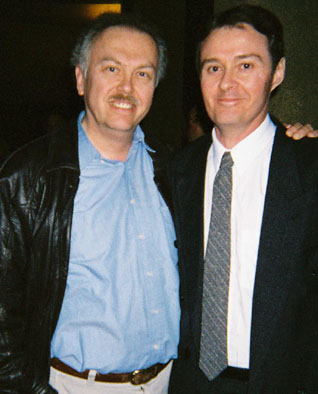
[51,358,169,385]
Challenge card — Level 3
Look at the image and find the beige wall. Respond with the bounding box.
[213,0,318,126]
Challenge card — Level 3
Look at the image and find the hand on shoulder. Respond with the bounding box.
[285,122,318,140]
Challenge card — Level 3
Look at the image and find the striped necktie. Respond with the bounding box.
[199,151,234,381]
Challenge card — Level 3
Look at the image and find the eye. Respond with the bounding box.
[105,66,117,72]
[209,65,219,73]
[241,63,252,70]
[137,70,155,82]
[138,71,152,79]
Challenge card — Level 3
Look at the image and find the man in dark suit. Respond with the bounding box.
[168,5,318,394]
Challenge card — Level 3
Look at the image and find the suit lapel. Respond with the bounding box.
[174,135,212,351]
[250,124,304,378]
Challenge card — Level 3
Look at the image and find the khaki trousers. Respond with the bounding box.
[49,361,173,394]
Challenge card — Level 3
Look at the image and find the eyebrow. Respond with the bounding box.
[236,54,263,62]
[99,57,120,65]
[99,58,157,71]
[201,53,263,69]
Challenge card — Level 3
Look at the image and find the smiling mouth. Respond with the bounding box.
[217,97,243,106]
[110,101,135,109]
[109,95,137,110]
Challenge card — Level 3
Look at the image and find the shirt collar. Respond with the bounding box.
[77,111,150,169]
[211,114,276,175]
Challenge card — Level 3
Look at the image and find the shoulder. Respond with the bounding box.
[0,119,79,188]
[272,116,318,158]
[0,133,52,180]
[271,117,318,185]
[292,137,318,185]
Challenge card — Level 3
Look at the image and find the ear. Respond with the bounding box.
[75,65,85,96]
[270,57,286,92]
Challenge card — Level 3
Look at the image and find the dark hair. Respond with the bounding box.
[71,13,167,86]
[196,5,284,74]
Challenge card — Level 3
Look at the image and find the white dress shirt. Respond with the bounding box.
[204,115,276,368]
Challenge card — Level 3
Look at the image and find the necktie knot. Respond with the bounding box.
[219,151,234,170]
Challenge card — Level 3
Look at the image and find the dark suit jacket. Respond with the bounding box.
[167,118,318,394]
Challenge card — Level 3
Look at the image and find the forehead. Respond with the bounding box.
[201,24,270,60]
[91,26,158,62]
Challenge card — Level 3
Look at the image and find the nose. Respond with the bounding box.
[219,68,237,91]
[117,72,134,94]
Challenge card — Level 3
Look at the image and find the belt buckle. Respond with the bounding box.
[131,368,154,385]
[130,369,143,385]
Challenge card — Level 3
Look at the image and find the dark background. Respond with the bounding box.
[1,0,317,156]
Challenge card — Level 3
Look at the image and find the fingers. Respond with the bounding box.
[285,123,317,140]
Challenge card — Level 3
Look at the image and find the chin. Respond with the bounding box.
[108,121,136,132]
[214,115,241,125]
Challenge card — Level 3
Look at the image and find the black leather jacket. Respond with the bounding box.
[0,120,173,393]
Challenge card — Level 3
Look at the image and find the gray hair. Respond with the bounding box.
[71,13,167,86]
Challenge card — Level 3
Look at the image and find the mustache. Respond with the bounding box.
[109,94,138,105]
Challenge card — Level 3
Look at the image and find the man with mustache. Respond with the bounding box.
[168,5,318,394]
[0,13,179,394]
[0,10,315,394]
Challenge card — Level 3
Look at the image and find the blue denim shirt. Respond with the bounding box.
[51,112,180,373]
